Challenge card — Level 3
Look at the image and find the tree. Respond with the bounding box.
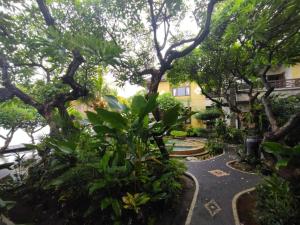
[0,100,42,151]
[168,0,300,142]
[0,0,221,159]
[106,0,220,159]
[0,0,121,136]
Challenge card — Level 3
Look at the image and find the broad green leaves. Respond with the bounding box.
[262,142,300,169]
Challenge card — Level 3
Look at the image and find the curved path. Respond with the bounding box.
[187,150,262,225]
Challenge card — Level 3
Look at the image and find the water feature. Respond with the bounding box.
[166,138,207,156]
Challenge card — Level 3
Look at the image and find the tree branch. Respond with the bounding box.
[36,0,55,26]
[0,55,43,110]
[164,0,218,66]
[148,0,164,65]
[265,112,300,141]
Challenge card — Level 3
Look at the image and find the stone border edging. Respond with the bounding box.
[226,160,257,175]
[187,150,225,162]
[184,172,199,225]
[232,187,256,225]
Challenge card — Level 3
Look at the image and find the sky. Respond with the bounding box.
[103,2,199,98]
[104,74,145,98]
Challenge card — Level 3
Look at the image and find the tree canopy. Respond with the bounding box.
[168,0,300,141]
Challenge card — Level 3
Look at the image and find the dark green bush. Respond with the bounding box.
[157,93,183,112]
[214,119,244,144]
[206,139,224,155]
[256,175,300,225]
[170,130,187,138]
[194,108,222,121]
[187,127,210,138]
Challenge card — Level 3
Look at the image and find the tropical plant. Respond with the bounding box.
[256,175,300,225]
[0,95,186,224]
[262,142,300,169]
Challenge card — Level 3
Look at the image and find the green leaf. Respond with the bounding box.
[112,199,122,217]
[93,125,114,135]
[162,105,180,126]
[141,94,159,119]
[95,108,127,129]
[262,142,287,155]
[100,197,112,210]
[292,145,300,156]
[131,95,147,115]
[99,150,113,170]
[89,180,107,194]
[86,111,101,124]
[276,159,288,169]
[49,141,74,155]
[104,95,127,112]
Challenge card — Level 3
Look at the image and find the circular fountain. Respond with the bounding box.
[167,138,207,157]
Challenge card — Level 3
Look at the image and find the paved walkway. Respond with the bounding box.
[187,150,262,225]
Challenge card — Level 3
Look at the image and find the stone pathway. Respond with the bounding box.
[187,150,262,225]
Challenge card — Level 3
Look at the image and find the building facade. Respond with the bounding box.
[157,81,209,128]
[156,64,300,128]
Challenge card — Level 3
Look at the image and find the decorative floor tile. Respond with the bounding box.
[204,199,222,216]
[208,169,230,177]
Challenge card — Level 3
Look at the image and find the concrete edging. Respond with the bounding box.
[184,172,199,225]
[226,160,258,175]
[187,150,225,162]
[232,187,256,225]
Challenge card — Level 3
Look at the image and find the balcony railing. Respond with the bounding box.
[238,78,300,90]
[268,78,300,88]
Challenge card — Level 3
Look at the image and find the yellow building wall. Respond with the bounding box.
[291,64,300,79]
[157,81,206,128]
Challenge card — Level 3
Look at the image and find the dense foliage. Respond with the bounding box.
[0,95,186,224]
[157,93,183,113]
[256,175,300,225]
[0,100,44,150]
[168,0,300,142]
[194,108,222,121]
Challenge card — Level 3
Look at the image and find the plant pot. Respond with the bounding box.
[245,135,262,159]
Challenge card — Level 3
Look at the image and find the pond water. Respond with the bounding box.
[172,146,195,151]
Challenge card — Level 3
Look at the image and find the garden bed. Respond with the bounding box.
[228,160,257,174]
[237,190,259,225]
[0,175,195,225]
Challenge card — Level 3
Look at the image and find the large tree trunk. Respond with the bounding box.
[147,71,169,160]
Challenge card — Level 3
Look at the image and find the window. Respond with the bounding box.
[172,86,190,96]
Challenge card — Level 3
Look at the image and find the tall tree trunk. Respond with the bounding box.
[147,71,169,160]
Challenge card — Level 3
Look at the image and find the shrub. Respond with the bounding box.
[214,119,244,144]
[206,139,224,155]
[256,175,300,225]
[157,93,183,112]
[225,127,245,144]
[170,130,187,138]
[0,95,186,225]
[187,128,210,138]
[194,108,222,121]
